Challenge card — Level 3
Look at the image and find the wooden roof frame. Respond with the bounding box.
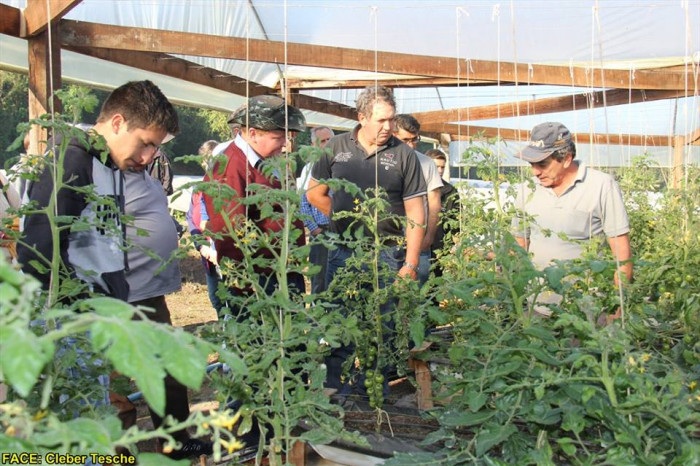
[3,1,698,148]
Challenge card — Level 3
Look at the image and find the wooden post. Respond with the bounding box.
[288,439,306,466]
[671,136,685,189]
[408,341,434,410]
[27,21,62,155]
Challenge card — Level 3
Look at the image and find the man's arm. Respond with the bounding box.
[421,189,441,251]
[607,233,633,286]
[399,195,425,279]
[18,149,91,287]
[300,193,321,234]
[306,178,331,217]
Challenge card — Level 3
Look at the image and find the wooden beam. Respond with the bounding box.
[0,3,21,37]
[65,46,361,120]
[289,93,357,121]
[413,89,681,125]
[440,123,673,147]
[65,45,365,125]
[65,47,274,98]
[24,0,82,37]
[685,127,700,145]
[430,124,524,142]
[287,77,494,90]
[27,22,62,154]
[59,20,697,92]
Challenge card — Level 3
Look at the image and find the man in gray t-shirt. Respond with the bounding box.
[123,170,211,458]
[512,122,632,287]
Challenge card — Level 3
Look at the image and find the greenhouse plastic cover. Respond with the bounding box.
[1,0,698,165]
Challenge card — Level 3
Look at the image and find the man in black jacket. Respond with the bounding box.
[18,80,178,301]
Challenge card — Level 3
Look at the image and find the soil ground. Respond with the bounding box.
[166,248,218,327]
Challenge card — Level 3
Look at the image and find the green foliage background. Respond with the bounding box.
[0,71,29,169]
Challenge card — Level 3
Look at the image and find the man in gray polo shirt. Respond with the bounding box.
[307,85,426,398]
[512,122,633,287]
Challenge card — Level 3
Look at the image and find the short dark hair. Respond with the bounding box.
[96,80,179,135]
[394,114,421,134]
[426,148,447,162]
[356,85,395,119]
[229,122,242,134]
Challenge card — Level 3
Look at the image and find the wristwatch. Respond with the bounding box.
[403,262,418,271]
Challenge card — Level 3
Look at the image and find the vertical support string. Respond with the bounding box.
[45,0,59,303]
[587,3,597,169]
[509,0,521,145]
[681,0,697,187]
[594,0,626,323]
[455,7,463,236]
[492,3,501,164]
[369,5,381,304]
[456,6,471,239]
[594,0,611,172]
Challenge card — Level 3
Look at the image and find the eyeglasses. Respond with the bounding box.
[400,135,421,144]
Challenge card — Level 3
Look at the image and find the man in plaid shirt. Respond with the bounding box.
[300,126,334,294]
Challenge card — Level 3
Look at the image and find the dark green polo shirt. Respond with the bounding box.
[311,125,426,240]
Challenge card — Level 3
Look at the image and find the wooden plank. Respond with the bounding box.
[439,124,673,147]
[59,20,697,92]
[24,0,82,37]
[422,123,523,141]
[66,47,361,120]
[288,77,494,90]
[27,23,62,154]
[408,342,433,410]
[0,3,21,37]
[288,440,306,466]
[289,93,357,121]
[65,47,274,98]
[413,89,681,125]
[685,127,700,145]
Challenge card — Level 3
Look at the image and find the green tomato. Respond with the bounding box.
[374,374,385,384]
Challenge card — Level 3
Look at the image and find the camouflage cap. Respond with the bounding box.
[228,95,306,132]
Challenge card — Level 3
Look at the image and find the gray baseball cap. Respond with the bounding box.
[518,122,572,163]
[228,95,306,132]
